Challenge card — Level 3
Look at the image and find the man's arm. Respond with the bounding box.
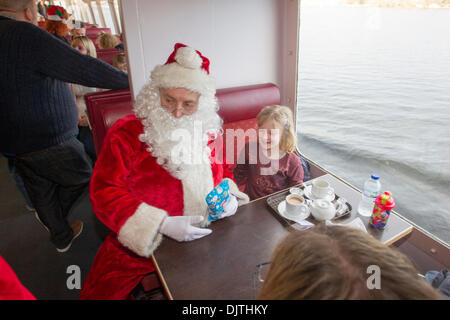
[19,22,129,90]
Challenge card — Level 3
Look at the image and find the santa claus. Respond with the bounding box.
[80,43,249,299]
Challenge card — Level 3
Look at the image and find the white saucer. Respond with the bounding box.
[277,201,310,223]
[304,185,335,202]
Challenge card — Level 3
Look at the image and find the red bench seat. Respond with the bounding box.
[97,48,121,65]
[86,83,280,158]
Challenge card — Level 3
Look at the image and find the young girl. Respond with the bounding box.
[233,105,304,200]
[70,36,98,162]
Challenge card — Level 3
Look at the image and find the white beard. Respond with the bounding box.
[135,84,222,180]
[134,84,223,221]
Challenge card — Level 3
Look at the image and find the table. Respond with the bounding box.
[153,173,413,300]
[307,174,413,246]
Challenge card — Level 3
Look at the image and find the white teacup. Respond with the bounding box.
[312,179,334,199]
[285,194,309,218]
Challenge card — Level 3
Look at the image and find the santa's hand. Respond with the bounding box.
[219,194,238,219]
[159,215,212,242]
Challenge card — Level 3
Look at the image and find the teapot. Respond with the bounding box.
[310,199,336,221]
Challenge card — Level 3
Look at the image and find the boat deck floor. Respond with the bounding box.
[0,157,108,300]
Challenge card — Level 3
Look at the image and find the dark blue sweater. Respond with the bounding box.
[0,16,130,155]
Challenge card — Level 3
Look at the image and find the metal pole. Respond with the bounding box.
[108,0,120,34]
[87,0,97,25]
[95,0,107,28]
[81,1,90,23]
[76,0,86,22]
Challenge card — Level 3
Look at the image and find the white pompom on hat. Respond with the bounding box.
[150,43,216,97]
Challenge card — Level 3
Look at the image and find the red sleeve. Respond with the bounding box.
[89,118,144,234]
[90,117,167,258]
[209,133,235,183]
[232,142,250,186]
[0,256,36,300]
[287,153,304,185]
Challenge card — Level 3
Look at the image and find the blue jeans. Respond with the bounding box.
[12,137,92,248]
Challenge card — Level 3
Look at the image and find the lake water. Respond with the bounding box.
[296,6,450,245]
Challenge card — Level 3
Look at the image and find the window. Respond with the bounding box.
[296,0,450,245]
[99,0,117,34]
[90,1,102,27]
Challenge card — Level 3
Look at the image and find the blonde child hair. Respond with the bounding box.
[112,53,127,71]
[71,36,97,58]
[97,31,120,49]
[259,225,441,300]
[257,105,297,153]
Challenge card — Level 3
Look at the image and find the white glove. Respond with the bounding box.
[159,215,212,242]
[219,194,238,219]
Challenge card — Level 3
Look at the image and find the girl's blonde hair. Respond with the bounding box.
[97,31,120,49]
[113,53,127,68]
[71,36,97,58]
[258,225,441,300]
[257,105,297,153]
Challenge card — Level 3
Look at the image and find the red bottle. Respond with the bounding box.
[369,191,395,230]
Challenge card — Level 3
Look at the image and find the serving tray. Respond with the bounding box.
[266,183,352,227]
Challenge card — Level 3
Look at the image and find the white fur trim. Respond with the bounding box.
[150,63,215,98]
[117,202,167,258]
[225,178,250,206]
[47,15,67,24]
[47,15,62,21]
[181,163,214,227]
[175,47,203,70]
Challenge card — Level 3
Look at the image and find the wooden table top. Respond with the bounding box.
[153,173,413,300]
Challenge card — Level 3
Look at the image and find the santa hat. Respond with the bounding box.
[46,5,68,24]
[150,43,216,97]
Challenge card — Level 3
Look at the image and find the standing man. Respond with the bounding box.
[0,0,129,252]
[80,43,249,299]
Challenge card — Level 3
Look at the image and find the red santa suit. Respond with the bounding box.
[80,116,243,300]
[0,256,35,300]
[80,43,248,299]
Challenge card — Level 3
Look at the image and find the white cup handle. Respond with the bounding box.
[299,205,307,213]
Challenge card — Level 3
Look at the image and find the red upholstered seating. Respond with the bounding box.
[97,48,121,65]
[85,83,280,156]
[216,83,280,123]
[85,89,132,154]
[86,27,111,37]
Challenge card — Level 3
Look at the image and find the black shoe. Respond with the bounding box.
[56,220,83,253]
